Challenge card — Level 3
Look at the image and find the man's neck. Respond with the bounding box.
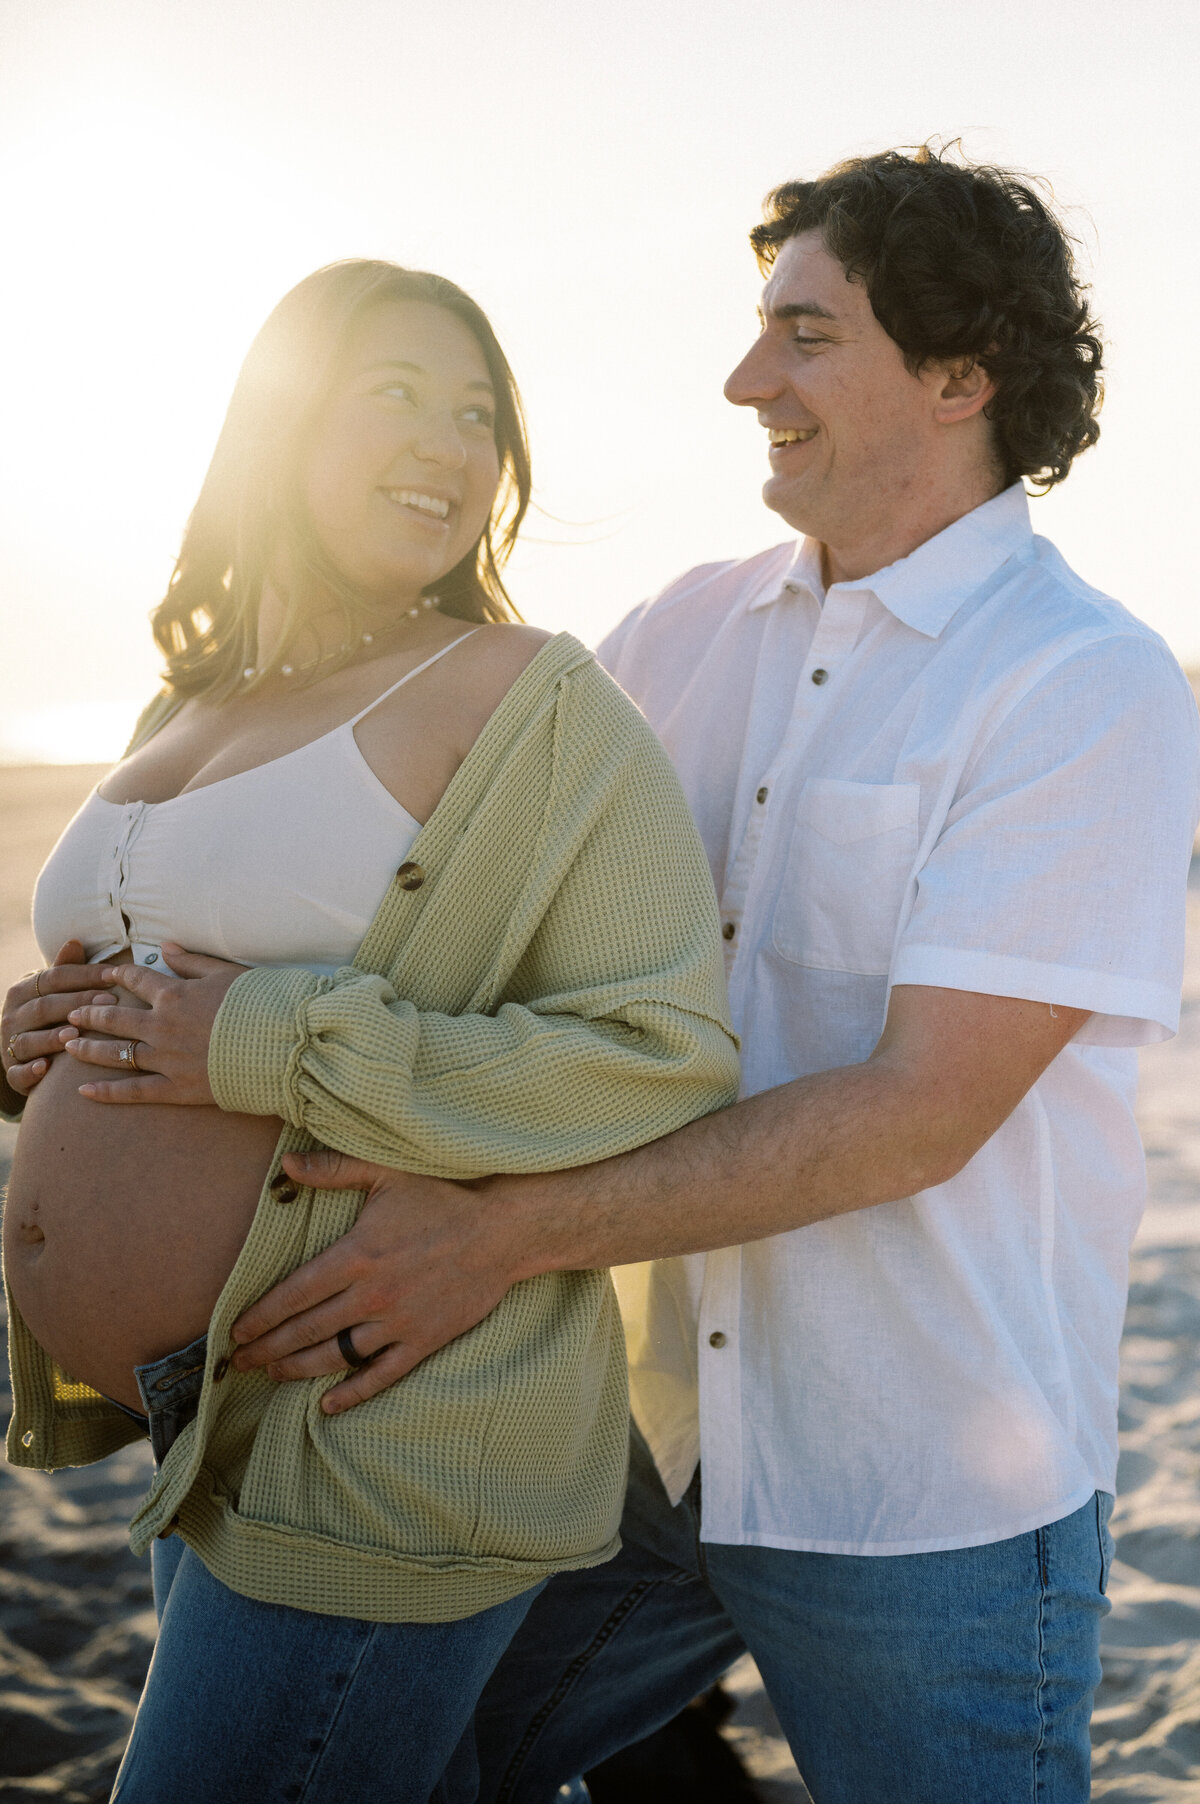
[817,469,1008,589]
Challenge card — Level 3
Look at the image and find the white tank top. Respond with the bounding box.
[33,634,478,976]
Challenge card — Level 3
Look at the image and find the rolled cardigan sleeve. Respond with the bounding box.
[209,669,741,1175]
[891,633,1200,1045]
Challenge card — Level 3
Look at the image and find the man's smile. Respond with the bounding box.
[767,427,818,446]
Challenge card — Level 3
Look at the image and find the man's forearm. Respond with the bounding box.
[499,1056,928,1279]
[499,985,1090,1281]
[227,987,1087,1406]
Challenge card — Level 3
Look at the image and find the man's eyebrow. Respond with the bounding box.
[362,358,495,393]
[757,301,839,325]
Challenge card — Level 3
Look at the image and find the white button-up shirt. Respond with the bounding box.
[600,485,1200,1554]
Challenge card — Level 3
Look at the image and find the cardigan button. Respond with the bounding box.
[269,1171,300,1204]
[396,862,425,890]
[212,1356,230,1383]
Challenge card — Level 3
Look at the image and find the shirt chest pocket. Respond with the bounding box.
[772,779,920,976]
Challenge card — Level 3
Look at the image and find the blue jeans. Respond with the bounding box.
[115,1335,544,1801]
[113,1545,544,1803]
[104,1332,208,1464]
[468,1427,1113,1804]
[101,1332,208,1614]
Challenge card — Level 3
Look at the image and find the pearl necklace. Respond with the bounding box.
[242,595,441,681]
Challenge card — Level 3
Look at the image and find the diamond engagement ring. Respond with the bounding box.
[119,1039,142,1071]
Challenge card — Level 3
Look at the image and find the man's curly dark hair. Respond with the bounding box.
[749,145,1103,491]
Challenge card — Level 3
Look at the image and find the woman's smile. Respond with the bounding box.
[381,486,454,526]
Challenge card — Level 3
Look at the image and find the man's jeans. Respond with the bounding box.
[467,1427,1113,1804]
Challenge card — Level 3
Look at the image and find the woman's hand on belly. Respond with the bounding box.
[63,941,247,1105]
[2,940,103,1098]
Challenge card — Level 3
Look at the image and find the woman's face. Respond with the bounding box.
[301,300,502,605]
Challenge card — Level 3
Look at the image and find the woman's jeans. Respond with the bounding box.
[105,1333,208,1464]
[112,1548,542,1804]
[111,1336,544,1803]
[468,1425,1115,1804]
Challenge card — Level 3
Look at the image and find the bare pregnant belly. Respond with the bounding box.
[4,1031,282,1412]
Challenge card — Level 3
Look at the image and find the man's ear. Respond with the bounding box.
[929,356,997,425]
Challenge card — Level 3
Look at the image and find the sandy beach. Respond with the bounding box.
[2,761,1199,1801]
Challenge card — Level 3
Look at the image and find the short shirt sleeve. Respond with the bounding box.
[891,633,1200,1046]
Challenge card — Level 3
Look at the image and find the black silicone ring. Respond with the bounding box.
[337,1326,370,1370]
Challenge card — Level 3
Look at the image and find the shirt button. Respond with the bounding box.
[721,922,735,941]
[811,668,829,685]
[396,862,425,890]
[269,1172,300,1204]
[144,951,158,964]
[756,786,769,804]
[212,1356,230,1383]
[708,1331,727,1349]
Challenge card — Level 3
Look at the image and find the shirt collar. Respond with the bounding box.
[749,483,1034,637]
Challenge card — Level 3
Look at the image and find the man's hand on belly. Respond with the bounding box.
[62,942,247,1105]
[229,1151,516,1412]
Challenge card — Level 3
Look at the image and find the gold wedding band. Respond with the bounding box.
[33,970,46,998]
[5,1037,16,1063]
[119,1039,142,1072]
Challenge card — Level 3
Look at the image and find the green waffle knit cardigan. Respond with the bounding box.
[5,633,740,1621]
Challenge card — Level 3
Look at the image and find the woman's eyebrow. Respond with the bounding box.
[363,358,495,393]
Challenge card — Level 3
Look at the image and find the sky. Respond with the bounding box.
[0,0,1195,763]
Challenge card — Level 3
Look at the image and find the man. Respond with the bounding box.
[231,148,1200,1799]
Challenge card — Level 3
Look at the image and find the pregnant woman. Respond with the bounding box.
[0,259,739,1802]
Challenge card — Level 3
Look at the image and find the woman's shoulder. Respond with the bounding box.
[452,624,612,722]
[469,622,558,688]
[456,625,663,763]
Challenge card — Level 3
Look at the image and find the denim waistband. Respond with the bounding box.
[105,1333,208,1464]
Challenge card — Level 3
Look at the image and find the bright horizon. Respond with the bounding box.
[2,0,1196,765]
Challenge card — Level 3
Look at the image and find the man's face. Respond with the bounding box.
[724,231,957,574]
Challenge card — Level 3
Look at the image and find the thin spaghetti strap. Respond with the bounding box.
[345,629,483,727]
